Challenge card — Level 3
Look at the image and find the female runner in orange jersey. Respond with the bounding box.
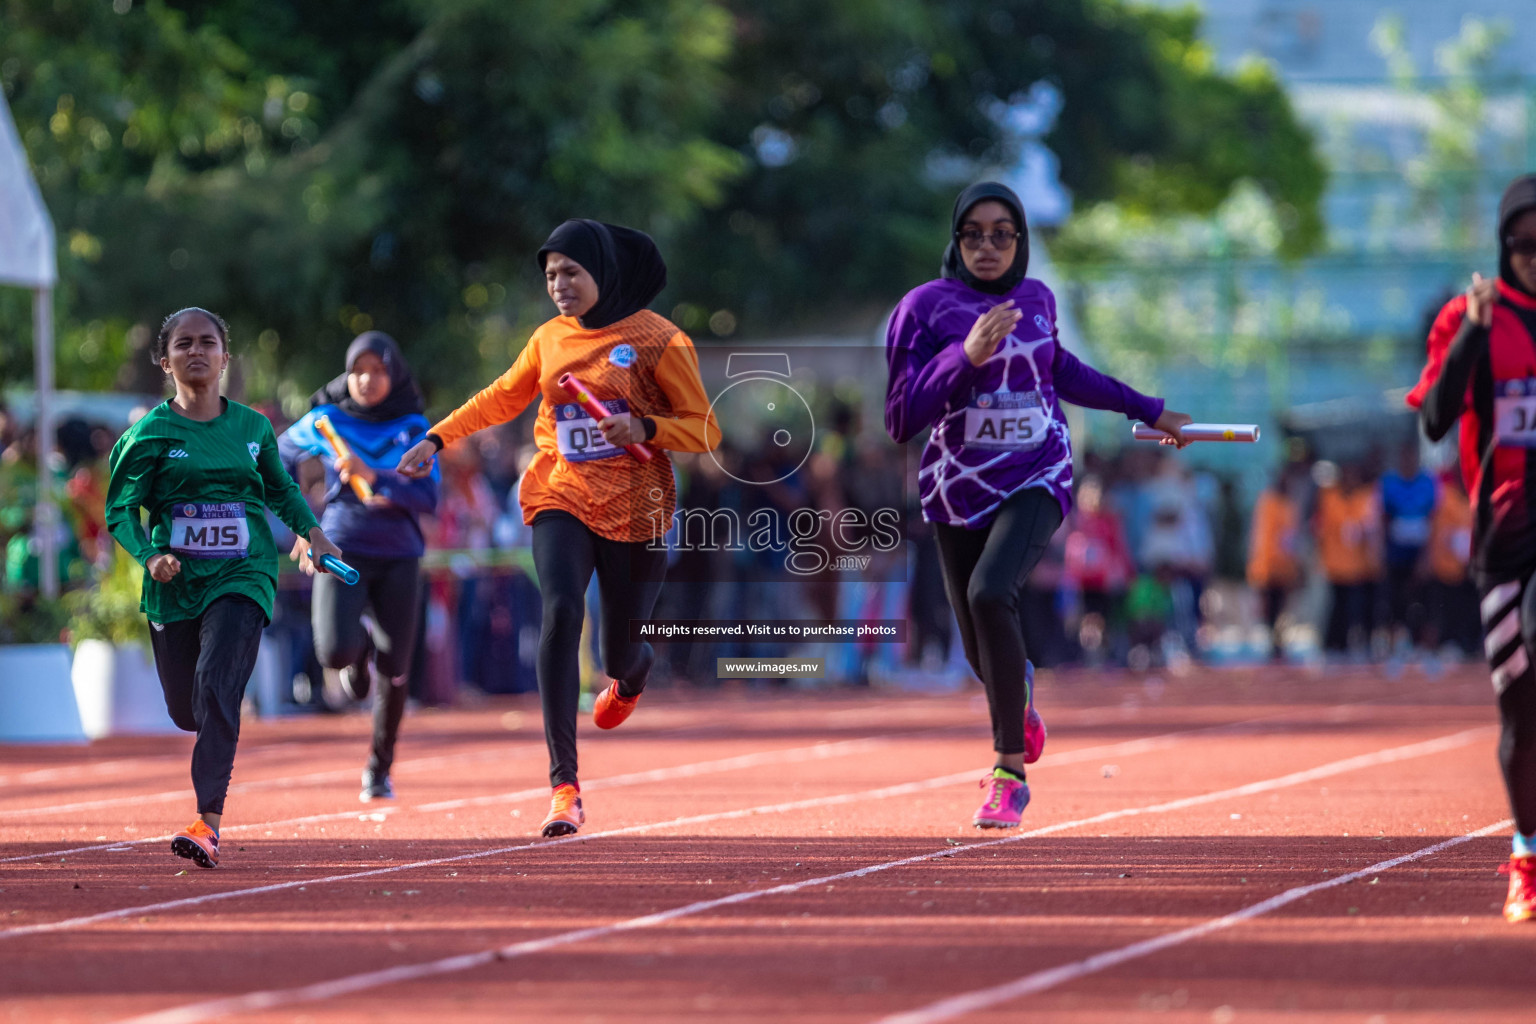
[400,220,720,836]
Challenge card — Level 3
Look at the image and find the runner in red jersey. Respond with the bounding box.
[1407,173,1536,922]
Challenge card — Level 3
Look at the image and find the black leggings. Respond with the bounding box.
[1477,572,1536,837]
[311,555,422,777]
[531,511,667,787]
[148,595,267,816]
[932,488,1063,756]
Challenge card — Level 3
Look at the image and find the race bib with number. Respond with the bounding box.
[1495,378,1536,447]
[964,390,1046,450]
[554,398,631,462]
[169,502,250,559]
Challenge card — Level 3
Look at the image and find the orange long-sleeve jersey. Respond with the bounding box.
[431,310,721,543]
[1314,485,1382,585]
[1247,489,1301,589]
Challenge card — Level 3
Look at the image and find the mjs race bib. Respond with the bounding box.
[554,397,631,462]
[964,390,1047,451]
[170,502,250,558]
[1495,378,1536,448]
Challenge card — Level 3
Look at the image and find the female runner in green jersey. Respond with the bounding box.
[106,307,344,868]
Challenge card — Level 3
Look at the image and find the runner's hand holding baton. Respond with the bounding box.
[285,530,351,582]
[557,372,655,463]
[315,414,375,501]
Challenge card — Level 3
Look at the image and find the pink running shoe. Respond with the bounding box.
[1023,660,1046,764]
[973,769,1030,829]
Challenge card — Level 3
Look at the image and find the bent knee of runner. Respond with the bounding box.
[540,593,585,641]
[314,623,367,668]
[966,578,1020,621]
[166,705,198,732]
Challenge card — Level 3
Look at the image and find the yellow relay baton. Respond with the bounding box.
[314,414,376,501]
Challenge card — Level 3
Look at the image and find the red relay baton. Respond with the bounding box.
[556,373,655,464]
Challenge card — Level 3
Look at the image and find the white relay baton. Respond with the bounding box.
[1132,423,1260,443]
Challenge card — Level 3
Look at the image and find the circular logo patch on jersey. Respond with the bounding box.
[976,393,994,409]
[183,504,197,517]
[609,344,636,368]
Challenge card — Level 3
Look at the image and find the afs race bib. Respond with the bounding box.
[964,390,1046,451]
[1495,378,1536,447]
[554,398,630,463]
[170,502,250,559]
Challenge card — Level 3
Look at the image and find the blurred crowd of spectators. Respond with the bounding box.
[1061,439,1479,672]
[0,395,1482,705]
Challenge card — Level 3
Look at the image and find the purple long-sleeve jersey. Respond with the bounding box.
[885,277,1164,528]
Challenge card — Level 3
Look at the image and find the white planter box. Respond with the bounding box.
[70,639,178,739]
[0,644,86,742]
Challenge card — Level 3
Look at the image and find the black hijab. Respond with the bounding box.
[1498,174,1536,297]
[537,219,668,330]
[940,181,1030,295]
[309,331,425,422]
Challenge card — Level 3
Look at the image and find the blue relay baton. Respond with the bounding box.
[308,549,360,586]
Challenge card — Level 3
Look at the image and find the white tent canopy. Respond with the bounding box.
[0,92,61,597]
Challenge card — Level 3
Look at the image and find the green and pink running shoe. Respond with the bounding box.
[1023,660,1046,764]
[973,769,1031,829]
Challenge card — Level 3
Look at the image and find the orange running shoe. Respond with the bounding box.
[540,783,584,837]
[171,820,220,869]
[593,679,640,730]
[1500,854,1536,923]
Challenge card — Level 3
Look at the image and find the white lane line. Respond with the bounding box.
[0,700,1366,866]
[0,742,316,791]
[875,818,1513,1024]
[106,726,1493,1023]
[0,723,1261,942]
[0,735,887,866]
[0,745,541,819]
[0,697,947,811]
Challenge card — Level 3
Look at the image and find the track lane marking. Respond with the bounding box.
[0,744,542,819]
[874,817,1513,1024]
[0,697,971,793]
[0,700,1371,865]
[0,721,1311,940]
[0,734,904,876]
[102,726,1492,1022]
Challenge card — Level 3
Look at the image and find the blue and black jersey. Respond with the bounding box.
[278,405,439,559]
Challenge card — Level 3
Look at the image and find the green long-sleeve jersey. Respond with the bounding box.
[106,398,320,623]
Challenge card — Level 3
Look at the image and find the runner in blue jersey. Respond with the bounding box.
[885,182,1191,829]
[280,332,439,801]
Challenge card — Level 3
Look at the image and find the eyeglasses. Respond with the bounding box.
[956,229,1019,251]
[1507,236,1536,258]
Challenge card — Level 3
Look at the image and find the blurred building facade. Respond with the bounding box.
[1072,0,1536,490]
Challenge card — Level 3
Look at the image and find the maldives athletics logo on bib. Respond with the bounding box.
[247,441,261,462]
[609,344,636,368]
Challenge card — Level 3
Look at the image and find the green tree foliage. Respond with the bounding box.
[670,0,1326,331]
[1,0,1325,408]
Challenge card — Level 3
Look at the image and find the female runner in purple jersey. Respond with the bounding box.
[885,182,1191,829]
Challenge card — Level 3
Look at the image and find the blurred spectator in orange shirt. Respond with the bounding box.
[1247,468,1303,660]
[1423,469,1480,657]
[1314,461,1383,657]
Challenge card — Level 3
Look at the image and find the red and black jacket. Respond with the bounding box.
[1408,279,1536,579]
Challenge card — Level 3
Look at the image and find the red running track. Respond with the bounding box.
[0,665,1528,1022]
